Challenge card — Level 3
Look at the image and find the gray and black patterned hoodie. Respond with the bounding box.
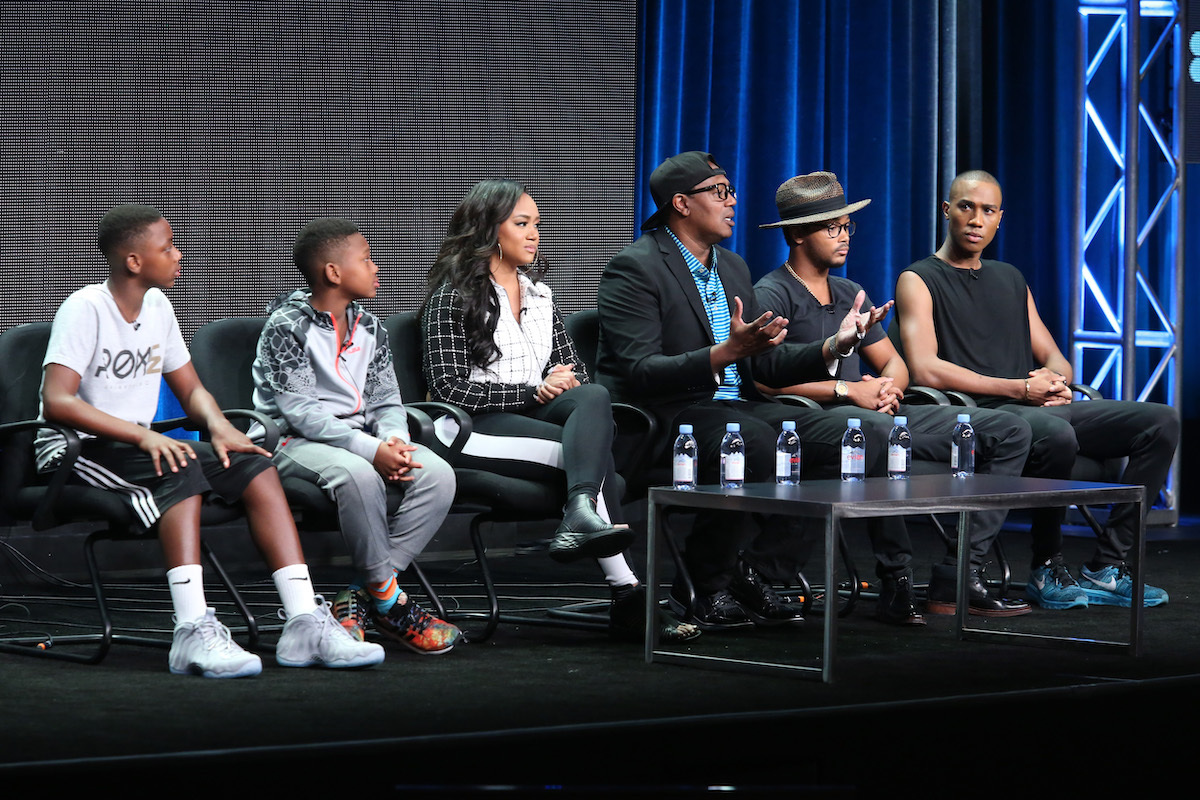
[252,289,409,462]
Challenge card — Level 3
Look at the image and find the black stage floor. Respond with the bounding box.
[2,512,1198,796]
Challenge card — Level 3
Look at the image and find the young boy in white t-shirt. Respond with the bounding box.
[37,204,384,678]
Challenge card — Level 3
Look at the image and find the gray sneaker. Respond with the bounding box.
[168,608,262,679]
[275,596,385,669]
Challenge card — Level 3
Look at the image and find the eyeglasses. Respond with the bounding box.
[823,221,856,238]
[681,182,736,201]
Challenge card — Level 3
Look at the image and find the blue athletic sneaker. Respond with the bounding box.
[1026,556,1088,610]
[1077,563,1169,608]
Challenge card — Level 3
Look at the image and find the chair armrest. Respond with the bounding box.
[406,400,473,463]
[775,393,822,410]
[1071,384,1102,400]
[0,419,82,531]
[612,401,658,476]
[944,390,978,407]
[903,385,951,406]
[405,406,436,446]
[152,409,281,453]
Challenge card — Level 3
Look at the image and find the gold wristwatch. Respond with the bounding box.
[834,380,849,402]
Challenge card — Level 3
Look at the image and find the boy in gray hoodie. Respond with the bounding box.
[253,218,460,654]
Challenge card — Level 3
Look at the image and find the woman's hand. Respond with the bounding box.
[536,364,579,403]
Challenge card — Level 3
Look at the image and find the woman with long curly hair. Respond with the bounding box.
[421,179,697,642]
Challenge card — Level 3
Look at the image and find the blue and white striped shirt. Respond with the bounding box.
[665,227,741,401]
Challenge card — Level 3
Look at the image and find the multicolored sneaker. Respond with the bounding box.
[168,608,262,679]
[332,587,371,642]
[372,594,461,655]
[1026,556,1088,610]
[1078,563,1169,608]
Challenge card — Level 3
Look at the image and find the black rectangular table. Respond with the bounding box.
[645,474,1144,683]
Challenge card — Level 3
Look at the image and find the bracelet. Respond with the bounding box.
[827,334,855,359]
[1024,378,1030,401]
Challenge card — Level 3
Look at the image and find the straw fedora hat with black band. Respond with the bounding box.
[759,171,871,229]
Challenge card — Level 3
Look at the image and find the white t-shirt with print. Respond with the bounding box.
[35,283,191,470]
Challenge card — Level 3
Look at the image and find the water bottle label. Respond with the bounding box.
[888,445,907,473]
[724,453,745,481]
[951,442,959,469]
[841,449,864,474]
[673,456,694,483]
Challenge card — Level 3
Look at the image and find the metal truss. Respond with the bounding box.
[1071,0,1183,520]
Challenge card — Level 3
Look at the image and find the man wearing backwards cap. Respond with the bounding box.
[597,151,915,629]
[755,171,1035,618]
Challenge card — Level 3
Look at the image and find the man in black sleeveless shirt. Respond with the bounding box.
[754,171,1034,618]
[895,170,1178,609]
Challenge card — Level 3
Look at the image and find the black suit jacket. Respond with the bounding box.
[596,228,828,433]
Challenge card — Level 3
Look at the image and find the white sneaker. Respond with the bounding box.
[275,595,385,669]
[168,608,262,679]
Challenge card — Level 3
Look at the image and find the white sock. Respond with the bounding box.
[166,564,207,623]
[598,554,638,588]
[272,564,319,617]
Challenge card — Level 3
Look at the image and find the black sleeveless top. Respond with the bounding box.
[902,255,1035,405]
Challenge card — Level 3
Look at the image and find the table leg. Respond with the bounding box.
[823,512,839,684]
[955,510,969,639]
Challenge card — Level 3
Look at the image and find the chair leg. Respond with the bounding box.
[0,530,166,664]
[444,515,501,644]
[660,509,695,616]
[405,561,448,622]
[200,539,259,649]
[836,532,860,617]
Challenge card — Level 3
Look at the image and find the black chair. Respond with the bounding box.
[188,316,448,621]
[385,309,627,642]
[0,322,263,664]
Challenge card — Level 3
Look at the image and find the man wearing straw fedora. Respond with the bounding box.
[755,171,1035,617]
[597,151,925,629]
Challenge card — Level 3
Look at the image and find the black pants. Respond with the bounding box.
[668,400,911,593]
[986,399,1179,567]
[453,383,624,523]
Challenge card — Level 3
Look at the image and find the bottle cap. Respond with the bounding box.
[679,424,693,434]
[726,422,740,432]
[894,416,907,426]
[781,420,796,431]
[848,418,861,428]
[957,413,971,423]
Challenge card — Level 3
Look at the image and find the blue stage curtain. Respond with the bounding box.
[638,0,1078,346]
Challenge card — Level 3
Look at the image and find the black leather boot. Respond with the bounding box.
[876,569,927,626]
[548,494,634,563]
[926,563,1031,617]
[728,560,805,626]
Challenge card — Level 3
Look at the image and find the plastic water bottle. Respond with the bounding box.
[672,424,698,491]
[720,422,746,489]
[888,415,911,480]
[951,413,975,478]
[841,418,865,481]
[775,420,801,485]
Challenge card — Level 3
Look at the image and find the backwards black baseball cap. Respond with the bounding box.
[640,151,727,231]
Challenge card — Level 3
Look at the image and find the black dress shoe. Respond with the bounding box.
[668,586,754,630]
[876,570,927,626]
[729,561,805,626]
[926,563,1032,617]
[609,583,701,643]
[548,494,635,563]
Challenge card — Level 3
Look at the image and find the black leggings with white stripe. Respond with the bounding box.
[446,383,624,523]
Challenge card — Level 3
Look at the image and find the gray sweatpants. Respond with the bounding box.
[273,438,456,585]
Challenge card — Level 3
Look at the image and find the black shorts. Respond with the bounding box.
[68,440,273,531]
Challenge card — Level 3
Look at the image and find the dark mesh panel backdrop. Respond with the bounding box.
[0,1,636,341]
